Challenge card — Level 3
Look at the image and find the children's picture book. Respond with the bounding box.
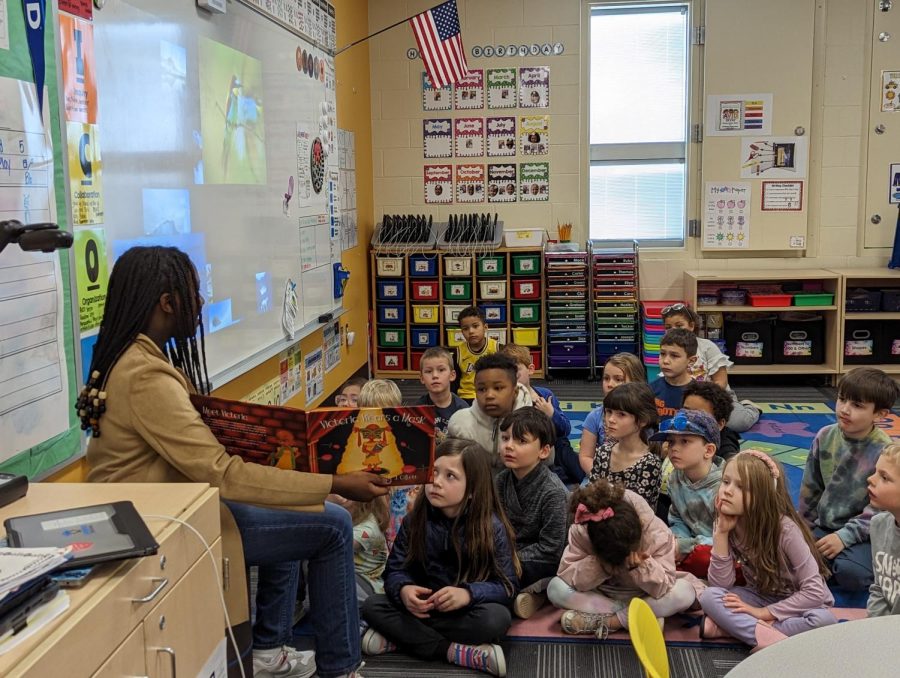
[191,395,435,484]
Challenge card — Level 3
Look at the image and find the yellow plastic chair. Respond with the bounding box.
[628,598,670,678]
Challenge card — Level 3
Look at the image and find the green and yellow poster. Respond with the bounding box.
[67,120,104,224]
[73,227,109,331]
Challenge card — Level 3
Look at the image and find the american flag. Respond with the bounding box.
[409,1,469,90]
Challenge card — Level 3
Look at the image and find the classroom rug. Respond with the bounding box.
[361,639,749,678]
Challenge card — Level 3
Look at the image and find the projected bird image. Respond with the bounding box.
[198,38,267,184]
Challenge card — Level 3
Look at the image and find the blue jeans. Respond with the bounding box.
[225,500,360,678]
[812,526,873,591]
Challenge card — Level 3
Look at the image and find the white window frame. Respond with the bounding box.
[587,1,696,248]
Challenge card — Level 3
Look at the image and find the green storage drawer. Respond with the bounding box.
[477,255,505,277]
[377,327,406,347]
[793,293,834,306]
[444,280,473,300]
[511,254,541,275]
[512,302,541,324]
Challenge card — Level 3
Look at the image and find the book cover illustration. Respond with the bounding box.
[307,406,435,485]
[191,394,310,471]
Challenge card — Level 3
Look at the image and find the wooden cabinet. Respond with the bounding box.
[370,248,545,378]
[0,484,224,678]
[831,268,900,375]
[683,269,842,375]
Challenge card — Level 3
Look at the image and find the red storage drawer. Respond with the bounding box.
[411,281,438,300]
[512,278,541,299]
[410,350,425,371]
[529,349,542,371]
[749,294,792,307]
[377,351,406,371]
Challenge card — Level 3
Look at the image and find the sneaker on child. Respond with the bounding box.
[252,646,316,678]
[560,610,613,640]
[513,591,546,619]
[447,642,507,677]
[361,628,396,655]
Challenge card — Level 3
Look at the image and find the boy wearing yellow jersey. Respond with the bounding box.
[455,306,499,401]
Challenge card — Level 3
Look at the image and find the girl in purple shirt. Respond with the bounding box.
[699,451,836,652]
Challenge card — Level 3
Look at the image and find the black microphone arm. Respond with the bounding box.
[0,220,74,255]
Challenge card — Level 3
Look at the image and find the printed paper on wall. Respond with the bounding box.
[487,68,517,109]
[456,164,485,203]
[422,72,451,111]
[705,93,773,136]
[486,116,516,157]
[740,136,808,179]
[703,182,751,248]
[454,69,484,109]
[519,115,549,156]
[423,118,452,158]
[424,164,452,204]
[519,67,549,108]
[487,163,517,203]
[519,162,549,201]
[454,117,484,157]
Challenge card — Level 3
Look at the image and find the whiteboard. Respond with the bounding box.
[91,0,341,383]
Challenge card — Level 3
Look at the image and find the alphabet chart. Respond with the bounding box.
[0,76,69,461]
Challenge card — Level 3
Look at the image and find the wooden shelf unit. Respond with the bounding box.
[831,268,900,375]
[370,247,545,379]
[684,269,842,376]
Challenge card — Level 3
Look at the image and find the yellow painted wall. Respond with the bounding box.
[49,0,374,483]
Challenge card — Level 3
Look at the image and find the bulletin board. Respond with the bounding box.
[82,0,342,386]
[0,1,82,476]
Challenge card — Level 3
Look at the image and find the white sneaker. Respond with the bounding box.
[252,646,316,678]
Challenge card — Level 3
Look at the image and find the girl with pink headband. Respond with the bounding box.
[699,451,837,652]
[546,479,703,639]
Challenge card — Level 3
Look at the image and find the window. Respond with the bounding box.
[589,4,690,245]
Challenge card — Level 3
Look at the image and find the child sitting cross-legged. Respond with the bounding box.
[495,408,569,619]
[361,438,520,677]
[547,479,701,639]
[699,451,836,652]
[867,442,900,617]
[650,409,723,580]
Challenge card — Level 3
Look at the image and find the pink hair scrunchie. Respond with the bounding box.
[574,504,615,525]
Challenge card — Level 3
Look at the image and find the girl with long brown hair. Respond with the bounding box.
[361,438,521,677]
[699,450,837,651]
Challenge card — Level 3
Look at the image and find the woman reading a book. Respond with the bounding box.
[78,246,386,678]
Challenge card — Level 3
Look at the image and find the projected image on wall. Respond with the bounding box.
[198,38,267,184]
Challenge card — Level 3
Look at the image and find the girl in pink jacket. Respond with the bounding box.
[547,479,701,639]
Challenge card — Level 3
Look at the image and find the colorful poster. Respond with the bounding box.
[487,68,517,109]
[454,69,484,109]
[422,71,451,111]
[519,66,549,108]
[703,182,751,249]
[66,121,104,225]
[456,164,485,203]
[304,347,324,405]
[424,164,452,203]
[519,162,549,201]
[761,181,803,211]
[59,0,93,20]
[324,320,341,372]
[278,343,302,403]
[740,136,808,179]
[487,163,517,202]
[454,117,484,157]
[423,118,451,158]
[706,93,773,136]
[73,227,109,332]
[486,116,516,157]
[58,14,97,124]
[520,115,549,155]
[882,71,900,113]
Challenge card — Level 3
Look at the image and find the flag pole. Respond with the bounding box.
[335,14,419,56]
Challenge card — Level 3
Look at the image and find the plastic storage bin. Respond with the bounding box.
[480,304,507,323]
[411,281,438,300]
[486,329,507,344]
[477,255,505,277]
[773,314,824,364]
[725,315,774,364]
[377,304,405,324]
[513,327,540,346]
[881,289,900,312]
[793,293,834,306]
[409,255,438,277]
[377,352,405,371]
[375,257,404,276]
[377,328,406,348]
[503,228,544,248]
[444,304,468,323]
[444,280,472,300]
[749,294,793,307]
[411,327,439,348]
[446,329,464,346]
[845,289,882,312]
[880,321,900,364]
[410,350,425,372]
[412,305,439,324]
[512,279,541,299]
[444,257,472,276]
[376,280,404,300]
[719,289,748,305]
[479,280,507,299]
[512,302,541,323]
[511,254,541,275]
[843,321,879,365]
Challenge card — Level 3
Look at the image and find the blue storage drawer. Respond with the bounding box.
[548,355,591,368]
[548,342,590,357]
[409,255,438,277]
[596,340,639,356]
[411,327,440,347]
[377,304,405,324]
[376,279,405,301]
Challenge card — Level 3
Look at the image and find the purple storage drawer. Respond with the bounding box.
[548,342,590,357]
[548,355,591,368]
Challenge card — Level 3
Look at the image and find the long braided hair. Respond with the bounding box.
[75,246,208,436]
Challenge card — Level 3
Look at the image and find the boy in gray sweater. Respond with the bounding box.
[867,442,900,617]
[495,408,568,620]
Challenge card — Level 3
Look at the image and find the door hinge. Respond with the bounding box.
[688,219,701,238]
[693,25,705,45]
[691,124,703,143]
